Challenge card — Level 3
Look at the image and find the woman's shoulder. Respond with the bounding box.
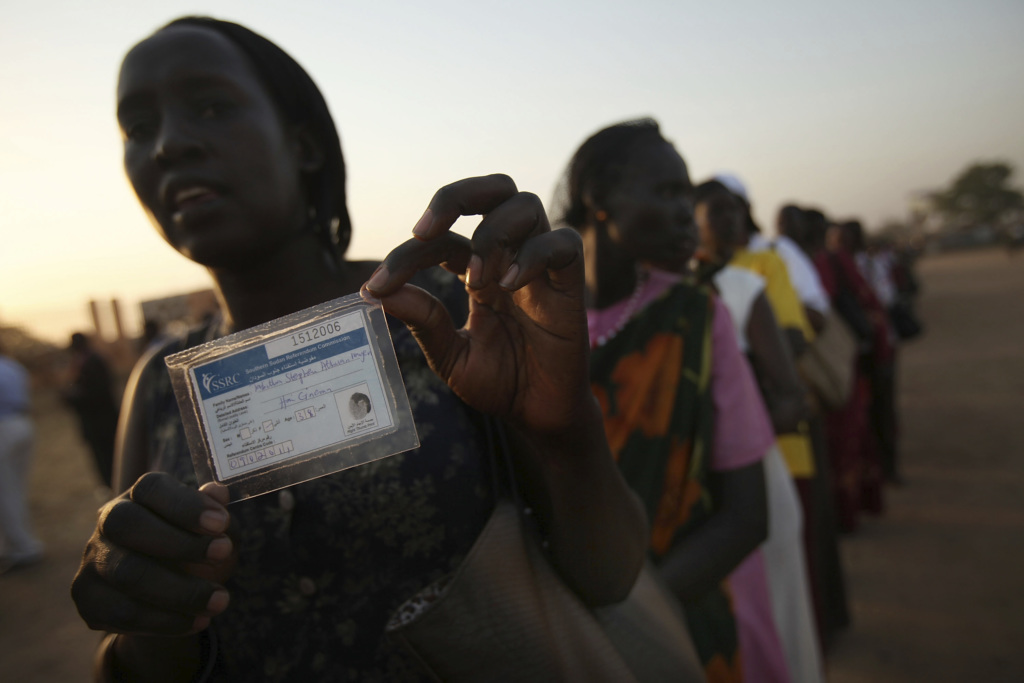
[654,272,715,311]
[715,265,766,296]
[733,247,782,276]
[756,248,788,272]
[126,317,223,404]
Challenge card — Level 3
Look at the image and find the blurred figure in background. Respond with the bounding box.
[709,177,814,360]
[809,217,888,527]
[877,236,924,343]
[841,222,903,486]
[691,179,826,681]
[787,208,855,649]
[694,180,818,538]
[558,119,787,683]
[737,197,843,632]
[0,338,44,573]
[63,332,120,489]
[765,205,831,333]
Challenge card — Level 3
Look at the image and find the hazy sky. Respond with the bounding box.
[2,0,1022,344]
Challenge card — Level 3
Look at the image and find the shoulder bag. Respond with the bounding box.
[798,309,857,410]
[386,419,705,683]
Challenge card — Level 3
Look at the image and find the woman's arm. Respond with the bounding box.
[367,175,648,606]
[657,296,770,602]
[73,347,236,681]
[503,396,648,606]
[112,344,167,492]
[760,253,813,357]
[804,306,826,334]
[657,461,767,602]
[746,292,811,434]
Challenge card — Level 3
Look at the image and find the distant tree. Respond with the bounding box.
[875,219,915,241]
[928,162,1023,231]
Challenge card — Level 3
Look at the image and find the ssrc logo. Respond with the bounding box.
[202,372,241,393]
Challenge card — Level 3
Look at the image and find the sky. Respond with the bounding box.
[2,0,1022,344]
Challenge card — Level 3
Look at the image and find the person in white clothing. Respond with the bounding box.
[749,205,831,334]
[694,187,826,682]
[712,267,826,683]
[0,340,44,573]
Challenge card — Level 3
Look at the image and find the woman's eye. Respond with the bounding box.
[657,184,690,200]
[198,101,232,119]
[123,120,155,142]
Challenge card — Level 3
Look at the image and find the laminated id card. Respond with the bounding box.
[164,294,419,501]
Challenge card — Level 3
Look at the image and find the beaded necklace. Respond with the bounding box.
[591,268,650,349]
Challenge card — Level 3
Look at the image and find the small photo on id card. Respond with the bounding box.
[164,294,419,502]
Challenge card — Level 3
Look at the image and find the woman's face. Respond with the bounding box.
[694,188,744,259]
[825,225,844,252]
[117,26,312,268]
[600,141,697,268]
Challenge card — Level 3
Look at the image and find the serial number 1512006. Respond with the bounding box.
[290,320,344,347]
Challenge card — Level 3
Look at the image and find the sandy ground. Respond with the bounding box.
[1,247,1022,682]
[825,248,1024,683]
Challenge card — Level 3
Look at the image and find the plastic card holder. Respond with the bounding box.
[164,294,419,502]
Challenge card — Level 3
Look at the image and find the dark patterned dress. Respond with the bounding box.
[589,282,743,683]
[136,269,493,682]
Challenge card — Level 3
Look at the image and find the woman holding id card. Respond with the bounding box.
[71,17,647,681]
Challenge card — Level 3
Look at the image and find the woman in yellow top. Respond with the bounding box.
[730,249,814,348]
[695,181,815,479]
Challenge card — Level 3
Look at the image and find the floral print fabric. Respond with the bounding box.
[139,269,493,682]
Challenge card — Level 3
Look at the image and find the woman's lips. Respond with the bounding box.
[175,186,219,209]
[171,186,225,225]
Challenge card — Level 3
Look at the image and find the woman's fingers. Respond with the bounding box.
[72,525,230,636]
[130,472,230,536]
[198,482,230,508]
[365,233,473,297]
[70,472,235,636]
[99,497,229,563]
[495,227,584,294]
[467,191,551,290]
[404,175,525,291]
[412,174,520,241]
[370,180,555,297]
[366,283,466,382]
[72,558,224,635]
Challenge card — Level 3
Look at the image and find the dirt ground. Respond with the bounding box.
[1,247,1022,682]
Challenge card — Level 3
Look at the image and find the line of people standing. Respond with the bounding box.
[557,118,921,681]
[69,17,922,682]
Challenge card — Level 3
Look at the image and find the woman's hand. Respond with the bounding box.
[366,176,647,604]
[364,174,590,441]
[71,474,235,636]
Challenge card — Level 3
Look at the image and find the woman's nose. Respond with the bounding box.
[151,115,204,166]
[677,197,694,225]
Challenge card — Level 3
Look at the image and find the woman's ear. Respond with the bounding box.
[292,124,325,173]
[581,188,609,226]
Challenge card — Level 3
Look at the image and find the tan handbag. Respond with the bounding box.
[798,309,857,410]
[386,421,705,683]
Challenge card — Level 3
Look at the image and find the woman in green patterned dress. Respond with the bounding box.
[555,119,787,683]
